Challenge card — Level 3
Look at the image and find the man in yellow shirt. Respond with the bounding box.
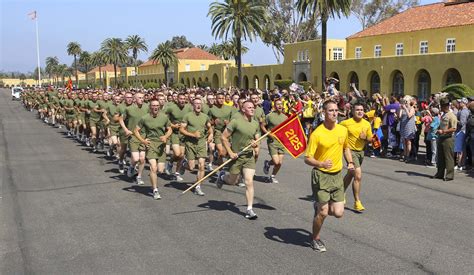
[340,103,373,212]
[305,100,354,252]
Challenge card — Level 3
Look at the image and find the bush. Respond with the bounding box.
[143,82,159,89]
[198,81,211,88]
[441,83,473,99]
[172,83,186,90]
[274,79,293,90]
[119,82,130,89]
[299,81,312,92]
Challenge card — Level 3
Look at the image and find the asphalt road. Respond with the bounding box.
[1,89,473,274]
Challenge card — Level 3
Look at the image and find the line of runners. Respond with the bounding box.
[21,87,375,252]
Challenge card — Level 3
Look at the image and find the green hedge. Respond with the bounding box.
[441,84,473,99]
[274,79,293,90]
[198,81,211,88]
[299,81,312,92]
[143,82,159,89]
[172,83,186,90]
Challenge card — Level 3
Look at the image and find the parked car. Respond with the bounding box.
[11,86,24,100]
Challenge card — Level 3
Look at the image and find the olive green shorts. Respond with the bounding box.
[213,129,223,145]
[129,136,145,152]
[171,132,185,146]
[109,125,120,136]
[228,151,256,175]
[146,141,167,162]
[185,141,207,160]
[311,169,344,203]
[267,140,285,156]
[89,119,100,128]
[350,150,364,168]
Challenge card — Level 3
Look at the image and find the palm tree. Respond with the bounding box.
[222,38,249,61]
[208,42,223,57]
[79,51,93,87]
[197,44,209,51]
[101,38,128,88]
[297,0,351,90]
[55,64,69,86]
[125,35,148,86]
[67,42,82,87]
[150,41,178,87]
[45,56,59,86]
[208,0,267,88]
[91,51,107,88]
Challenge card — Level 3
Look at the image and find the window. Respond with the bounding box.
[355,47,362,59]
[200,64,206,71]
[185,64,190,72]
[305,49,309,61]
[446,38,456,52]
[333,47,343,60]
[395,43,403,56]
[420,41,428,54]
[374,45,382,57]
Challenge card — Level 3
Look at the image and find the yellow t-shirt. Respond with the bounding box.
[373,117,382,129]
[303,99,315,118]
[339,118,372,151]
[305,124,348,173]
[365,110,375,123]
[223,101,233,107]
[282,99,289,114]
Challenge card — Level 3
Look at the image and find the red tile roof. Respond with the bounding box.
[88,64,117,73]
[348,1,474,39]
[139,47,220,67]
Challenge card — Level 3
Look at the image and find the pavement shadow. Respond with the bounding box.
[263,227,311,248]
[298,195,314,202]
[252,203,276,210]
[254,175,270,183]
[122,185,152,198]
[197,200,245,217]
[394,170,432,178]
[164,181,193,191]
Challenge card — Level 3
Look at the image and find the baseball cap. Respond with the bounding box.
[457,97,468,104]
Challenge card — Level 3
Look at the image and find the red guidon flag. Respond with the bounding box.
[66,79,73,90]
[271,113,307,158]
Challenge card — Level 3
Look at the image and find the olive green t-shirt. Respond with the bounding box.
[165,102,193,124]
[209,105,232,132]
[265,111,287,145]
[182,112,210,144]
[226,117,260,153]
[87,100,101,121]
[64,99,75,114]
[124,104,150,131]
[230,109,244,121]
[254,106,265,124]
[137,112,170,143]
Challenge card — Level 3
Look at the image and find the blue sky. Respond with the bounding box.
[1,0,438,72]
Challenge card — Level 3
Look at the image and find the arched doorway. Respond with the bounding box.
[192,78,196,87]
[348,71,359,89]
[243,75,249,89]
[275,74,282,81]
[180,78,185,84]
[264,75,270,90]
[198,77,203,84]
[368,71,380,94]
[415,69,431,100]
[205,77,209,82]
[443,68,462,86]
[330,72,340,90]
[391,70,404,96]
[212,73,219,88]
[298,72,307,82]
[253,75,259,89]
[186,78,190,87]
[233,76,239,87]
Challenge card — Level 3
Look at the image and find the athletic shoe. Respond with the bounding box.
[194,187,205,196]
[174,173,183,181]
[206,163,213,172]
[165,161,173,175]
[454,165,459,170]
[179,159,188,175]
[245,209,258,220]
[238,182,246,188]
[263,160,270,175]
[127,166,135,178]
[270,175,279,184]
[85,139,91,147]
[354,200,366,212]
[153,189,161,200]
[106,149,112,157]
[118,163,125,174]
[92,146,98,153]
[311,239,327,252]
[136,177,145,185]
[67,131,71,137]
[216,171,225,189]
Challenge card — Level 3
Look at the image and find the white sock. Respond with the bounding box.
[153,188,158,192]
[247,206,252,211]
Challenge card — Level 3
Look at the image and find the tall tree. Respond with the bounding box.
[261,0,319,63]
[221,39,249,60]
[297,0,351,90]
[79,51,93,87]
[125,35,148,85]
[91,51,107,88]
[351,0,419,29]
[208,0,268,88]
[150,41,178,87]
[197,44,209,51]
[45,56,59,86]
[101,38,128,88]
[67,42,82,87]
[167,35,194,49]
[208,43,223,57]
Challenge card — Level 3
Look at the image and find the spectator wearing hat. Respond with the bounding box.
[433,98,458,181]
[454,98,470,170]
[426,108,440,167]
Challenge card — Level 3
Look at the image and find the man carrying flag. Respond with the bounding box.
[305,100,354,252]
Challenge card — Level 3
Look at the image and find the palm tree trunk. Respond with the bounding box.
[114,64,118,88]
[321,15,327,91]
[74,55,78,88]
[164,66,168,87]
[236,35,242,88]
[99,66,103,89]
